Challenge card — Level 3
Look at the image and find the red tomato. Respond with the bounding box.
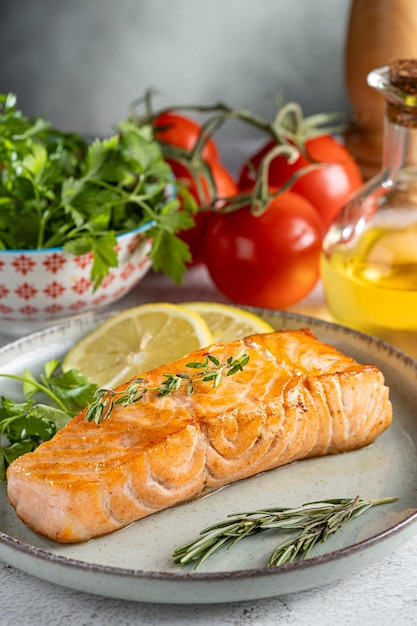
[204,190,323,309]
[169,158,238,265]
[238,135,363,229]
[153,112,219,162]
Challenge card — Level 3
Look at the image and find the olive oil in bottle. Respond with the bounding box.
[321,60,417,355]
[321,219,417,327]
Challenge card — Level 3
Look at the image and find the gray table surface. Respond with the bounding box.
[1,265,417,626]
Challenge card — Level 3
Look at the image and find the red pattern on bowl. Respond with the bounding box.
[0,227,152,324]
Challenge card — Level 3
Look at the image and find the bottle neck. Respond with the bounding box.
[381,109,417,175]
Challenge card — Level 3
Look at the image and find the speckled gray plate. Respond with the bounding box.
[0,308,417,604]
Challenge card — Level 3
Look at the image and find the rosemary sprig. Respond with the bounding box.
[173,496,398,569]
[84,352,250,424]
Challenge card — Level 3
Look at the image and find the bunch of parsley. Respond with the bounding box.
[0,93,194,288]
[0,360,97,480]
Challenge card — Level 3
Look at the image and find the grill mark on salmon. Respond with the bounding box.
[6,328,392,543]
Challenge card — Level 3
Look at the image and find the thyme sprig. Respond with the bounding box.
[173,496,398,569]
[85,352,250,424]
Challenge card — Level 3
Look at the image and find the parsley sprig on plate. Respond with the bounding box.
[0,93,194,288]
[0,360,97,480]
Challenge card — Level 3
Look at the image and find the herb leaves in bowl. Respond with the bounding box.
[0,92,194,289]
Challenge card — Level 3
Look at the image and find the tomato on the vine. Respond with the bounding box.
[204,190,323,309]
[168,158,238,264]
[153,112,219,162]
[238,135,363,229]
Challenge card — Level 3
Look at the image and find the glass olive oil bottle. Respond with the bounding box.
[321,59,417,355]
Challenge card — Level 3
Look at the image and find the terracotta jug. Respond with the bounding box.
[344,0,417,178]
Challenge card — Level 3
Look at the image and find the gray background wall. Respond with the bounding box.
[0,0,353,152]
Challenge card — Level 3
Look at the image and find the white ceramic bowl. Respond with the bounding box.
[0,224,152,336]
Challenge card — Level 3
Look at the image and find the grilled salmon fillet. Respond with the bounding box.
[6,328,392,543]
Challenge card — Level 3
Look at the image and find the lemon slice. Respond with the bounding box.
[181,301,274,343]
[62,303,213,389]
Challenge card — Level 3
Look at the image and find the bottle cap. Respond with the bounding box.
[389,59,417,95]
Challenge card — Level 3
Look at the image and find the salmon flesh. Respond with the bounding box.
[6,328,392,543]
